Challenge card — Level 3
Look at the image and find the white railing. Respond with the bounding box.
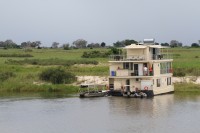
[126,55,146,61]
[109,55,146,61]
[110,69,154,76]
[152,54,173,60]
[109,55,125,61]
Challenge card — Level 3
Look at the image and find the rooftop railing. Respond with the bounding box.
[152,54,173,60]
[109,54,173,61]
[109,55,146,61]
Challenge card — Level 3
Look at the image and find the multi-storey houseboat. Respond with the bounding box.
[108,39,174,97]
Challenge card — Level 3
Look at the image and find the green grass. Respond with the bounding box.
[0,48,109,93]
[1,47,200,94]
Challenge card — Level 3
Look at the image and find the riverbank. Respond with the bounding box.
[76,76,200,85]
[76,76,200,93]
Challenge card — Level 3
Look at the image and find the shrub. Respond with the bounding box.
[82,50,110,58]
[0,72,15,81]
[173,68,186,77]
[0,54,33,57]
[39,67,76,84]
[6,59,98,66]
[109,47,122,54]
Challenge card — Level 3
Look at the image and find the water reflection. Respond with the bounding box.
[108,95,175,118]
[0,94,200,133]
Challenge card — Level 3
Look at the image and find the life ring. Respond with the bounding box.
[144,86,148,90]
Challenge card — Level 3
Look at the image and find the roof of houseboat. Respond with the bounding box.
[125,44,169,49]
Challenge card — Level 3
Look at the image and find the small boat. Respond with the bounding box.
[79,90,108,98]
[79,83,108,98]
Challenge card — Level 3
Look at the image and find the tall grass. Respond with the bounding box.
[174,83,200,93]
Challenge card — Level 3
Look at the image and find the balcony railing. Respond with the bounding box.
[109,55,146,61]
[109,54,172,61]
[152,54,173,60]
[110,69,154,77]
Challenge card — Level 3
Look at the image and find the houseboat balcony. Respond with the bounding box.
[109,55,146,61]
[110,69,154,77]
[151,54,173,60]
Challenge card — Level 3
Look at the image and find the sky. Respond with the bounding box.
[0,0,200,46]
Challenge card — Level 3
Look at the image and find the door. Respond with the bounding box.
[138,64,143,76]
[153,48,156,59]
[134,64,138,76]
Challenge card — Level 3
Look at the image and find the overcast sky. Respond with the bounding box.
[0,0,200,46]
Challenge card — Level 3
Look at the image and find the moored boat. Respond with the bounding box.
[79,90,108,98]
[79,83,108,98]
[108,39,174,97]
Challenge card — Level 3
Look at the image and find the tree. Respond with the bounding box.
[101,42,106,47]
[161,43,169,46]
[113,39,138,47]
[170,40,182,47]
[52,42,59,48]
[73,39,87,48]
[124,39,138,46]
[21,42,28,48]
[35,41,41,47]
[63,43,70,50]
[191,43,199,48]
[113,41,124,47]
[87,43,100,48]
[21,41,41,48]
[3,39,17,48]
[109,47,122,54]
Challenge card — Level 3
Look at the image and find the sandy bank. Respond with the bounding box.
[75,76,200,85]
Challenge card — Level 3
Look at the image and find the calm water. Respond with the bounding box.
[0,94,200,133]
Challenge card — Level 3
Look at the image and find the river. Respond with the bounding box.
[0,93,200,133]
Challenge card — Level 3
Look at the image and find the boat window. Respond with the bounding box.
[157,79,161,87]
[167,77,171,85]
[123,63,129,69]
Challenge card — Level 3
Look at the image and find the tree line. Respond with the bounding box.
[1,39,200,49]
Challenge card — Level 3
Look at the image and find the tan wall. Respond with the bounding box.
[116,69,129,76]
[110,63,123,71]
[153,77,168,89]
[114,79,126,90]
[113,78,141,91]
[127,49,145,58]
[130,79,141,91]
[153,63,160,76]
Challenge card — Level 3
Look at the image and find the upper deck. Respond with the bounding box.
[109,43,173,62]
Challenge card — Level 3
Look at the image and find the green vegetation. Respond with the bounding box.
[174,83,200,93]
[39,67,76,84]
[0,71,15,81]
[170,48,200,76]
[0,53,33,57]
[82,50,109,58]
[0,48,108,94]
[1,47,200,95]
[81,47,122,58]
[6,58,98,66]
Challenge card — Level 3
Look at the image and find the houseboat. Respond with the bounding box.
[108,39,174,97]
